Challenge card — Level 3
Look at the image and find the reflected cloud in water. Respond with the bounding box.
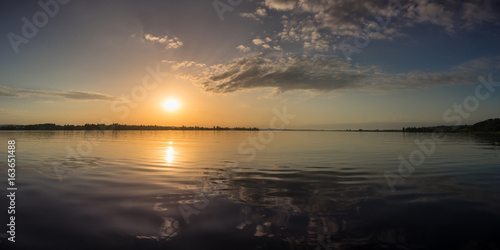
[3,131,500,249]
[136,217,180,241]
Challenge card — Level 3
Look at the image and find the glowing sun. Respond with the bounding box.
[162,98,180,111]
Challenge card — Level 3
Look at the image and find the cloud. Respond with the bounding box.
[256,8,268,17]
[259,0,500,54]
[240,7,268,22]
[237,45,251,53]
[292,0,402,39]
[144,33,183,49]
[162,60,206,70]
[240,12,260,21]
[406,0,455,32]
[461,1,499,30]
[252,39,265,45]
[404,0,500,32]
[251,38,281,51]
[264,0,296,11]
[303,40,329,52]
[183,55,499,94]
[0,86,124,102]
[278,17,338,52]
[155,1,500,95]
[193,55,369,94]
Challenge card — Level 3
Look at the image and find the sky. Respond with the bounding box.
[1,0,500,129]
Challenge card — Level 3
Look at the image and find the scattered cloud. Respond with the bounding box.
[254,0,499,52]
[292,0,401,40]
[147,1,500,96]
[240,7,267,22]
[240,12,260,22]
[231,0,500,91]
[251,38,281,50]
[278,17,338,52]
[144,33,183,49]
[0,86,124,102]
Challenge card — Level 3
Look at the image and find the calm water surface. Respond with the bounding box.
[1,131,500,249]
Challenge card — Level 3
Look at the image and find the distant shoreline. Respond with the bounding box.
[402,118,500,134]
[1,129,499,134]
[1,118,498,133]
[0,123,258,131]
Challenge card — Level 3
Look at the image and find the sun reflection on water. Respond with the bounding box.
[165,142,175,164]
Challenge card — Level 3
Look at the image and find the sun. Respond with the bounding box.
[162,98,180,111]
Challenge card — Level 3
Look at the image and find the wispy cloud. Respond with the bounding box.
[162,60,206,70]
[0,86,124,102]
[144,33,183,49]
[405,0,500,32]
[179,55,500,94]
[194,55,365,94]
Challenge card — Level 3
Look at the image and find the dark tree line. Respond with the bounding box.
[0,123,259,131]
[403,118,500,133]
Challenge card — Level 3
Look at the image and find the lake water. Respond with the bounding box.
[1,130,500,249]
